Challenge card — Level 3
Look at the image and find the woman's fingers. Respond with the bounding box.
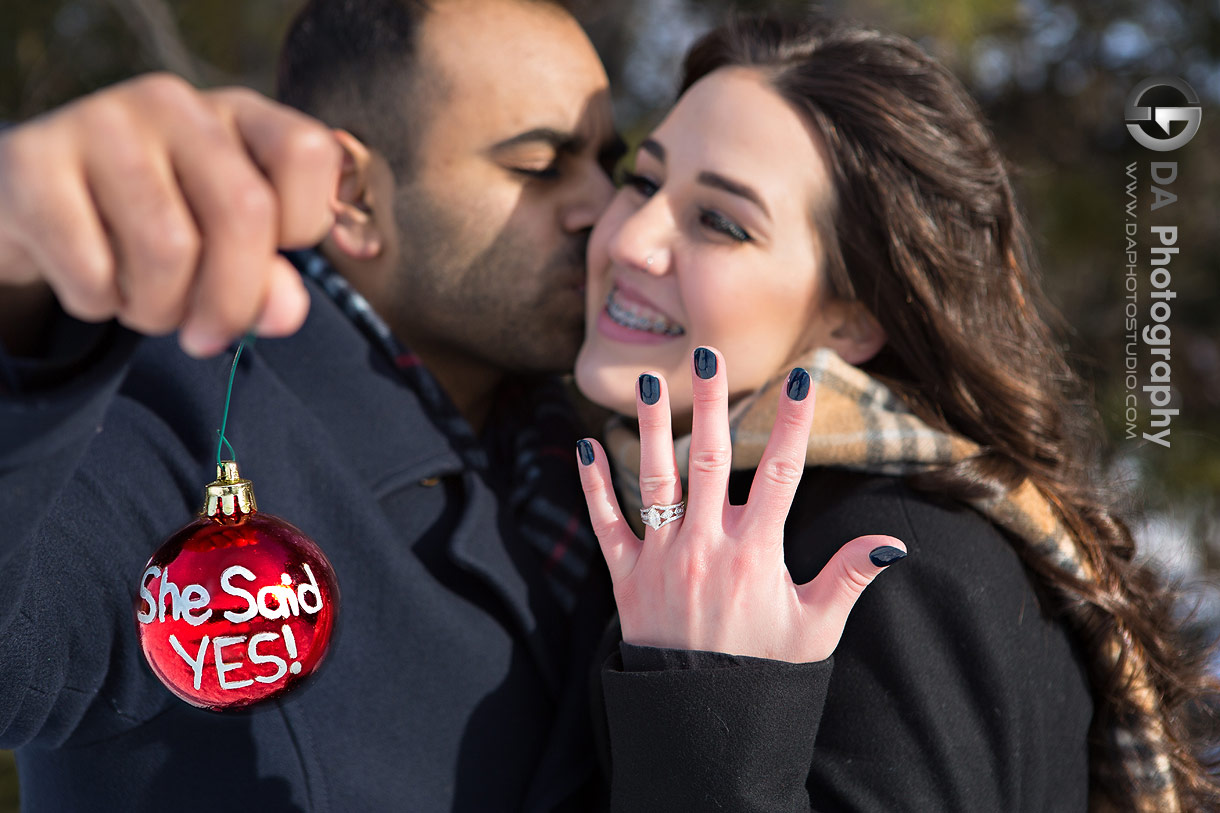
[796,535,907,658]
[636,372,683,540]
[576,437,643,583]
[743,368,815,538]
[685,346,732,527]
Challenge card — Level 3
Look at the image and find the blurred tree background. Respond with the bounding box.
[1,0,1217,807]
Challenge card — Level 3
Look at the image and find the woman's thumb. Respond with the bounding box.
[796,535,907,656]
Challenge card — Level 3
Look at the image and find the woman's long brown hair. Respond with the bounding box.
[680,13,1220,811]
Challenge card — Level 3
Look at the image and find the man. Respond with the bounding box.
[0,0,624,809]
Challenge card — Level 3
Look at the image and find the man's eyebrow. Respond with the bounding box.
[698,171,771,219]
[490,128,581,153]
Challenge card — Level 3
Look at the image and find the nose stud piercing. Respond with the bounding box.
[645,255,654,267]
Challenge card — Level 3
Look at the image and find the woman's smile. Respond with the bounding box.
[600,283,687,340]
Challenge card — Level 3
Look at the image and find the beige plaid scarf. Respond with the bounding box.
[604,347,1178,813]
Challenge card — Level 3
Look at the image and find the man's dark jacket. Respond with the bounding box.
[0,271,615,811]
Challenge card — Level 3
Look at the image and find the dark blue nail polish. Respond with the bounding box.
[869,546,907,567]
[693,347,717,379]
[639,374,660,405]
[577,439,595,466]
[786,367,811,401]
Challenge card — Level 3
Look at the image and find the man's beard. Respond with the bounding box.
[390,196,590,375]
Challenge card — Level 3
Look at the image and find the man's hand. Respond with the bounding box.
[0,73,343,357]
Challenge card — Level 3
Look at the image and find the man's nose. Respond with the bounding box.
[560,163,616,234]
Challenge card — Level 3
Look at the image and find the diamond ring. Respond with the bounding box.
[640,501,685,531]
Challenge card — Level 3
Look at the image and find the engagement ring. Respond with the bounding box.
[640,501,685,531]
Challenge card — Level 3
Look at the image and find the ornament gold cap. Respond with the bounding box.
[203,460,257,518]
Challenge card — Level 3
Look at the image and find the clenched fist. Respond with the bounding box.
[0,74,343,357]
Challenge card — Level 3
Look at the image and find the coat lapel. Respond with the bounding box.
[445,467,568,698]
[520,557,617,811]
[257,277,568,697]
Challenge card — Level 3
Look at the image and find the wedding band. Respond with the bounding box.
[640,501,685,530]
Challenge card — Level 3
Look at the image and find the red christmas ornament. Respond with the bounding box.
[135,462,339,711]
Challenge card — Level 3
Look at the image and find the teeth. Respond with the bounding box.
[606,288,685,336]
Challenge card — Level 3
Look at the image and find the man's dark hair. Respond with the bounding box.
[277,0,437,175]
[277,0,573,176]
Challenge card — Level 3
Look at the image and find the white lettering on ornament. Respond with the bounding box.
[138,563,325,691]
[165,624,304,691]
[137,563,325,626]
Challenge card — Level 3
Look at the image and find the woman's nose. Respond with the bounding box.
[607,197,672,276]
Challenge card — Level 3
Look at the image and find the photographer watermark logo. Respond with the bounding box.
[1122,76,1200,449]
[1125,76,1202,152]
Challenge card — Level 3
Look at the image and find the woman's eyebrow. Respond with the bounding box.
[639,137,769,219]
[697,171,770,219]
[639,138,666,162]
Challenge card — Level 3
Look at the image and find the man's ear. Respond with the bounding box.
[328,129,383,260]
[820,298,887,366]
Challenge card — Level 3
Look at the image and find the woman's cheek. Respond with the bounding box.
[679,270,750,343]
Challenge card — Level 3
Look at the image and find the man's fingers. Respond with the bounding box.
[255,256,311,338]
[170,111,280,356]
[170,85,336,354]
[685,346,731,527]
[83,112,199,335]
[743,368,815,539]
[0,74,330,351]
[2,125,119,321]
[576,437,642,584]
[208,87,341,249]
[796,535,907,655]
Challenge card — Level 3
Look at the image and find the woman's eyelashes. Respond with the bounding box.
[699,209,752,242]
[619,169,658,196]
[618,170,753,243]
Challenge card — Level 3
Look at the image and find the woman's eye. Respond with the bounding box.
[699,210,752,243]
[619,170,659,197]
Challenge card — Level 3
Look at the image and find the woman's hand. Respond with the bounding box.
[576,346,906,663]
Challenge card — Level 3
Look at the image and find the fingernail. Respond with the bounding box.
[256,276,310,335]
[577,439,595,466]
[693,347,716,379]
[786,367,811,401]
[638,373,660,405]
[869,546,907,567]
[180,330,227,359]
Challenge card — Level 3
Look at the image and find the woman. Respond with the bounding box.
[572,12,1219,812]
